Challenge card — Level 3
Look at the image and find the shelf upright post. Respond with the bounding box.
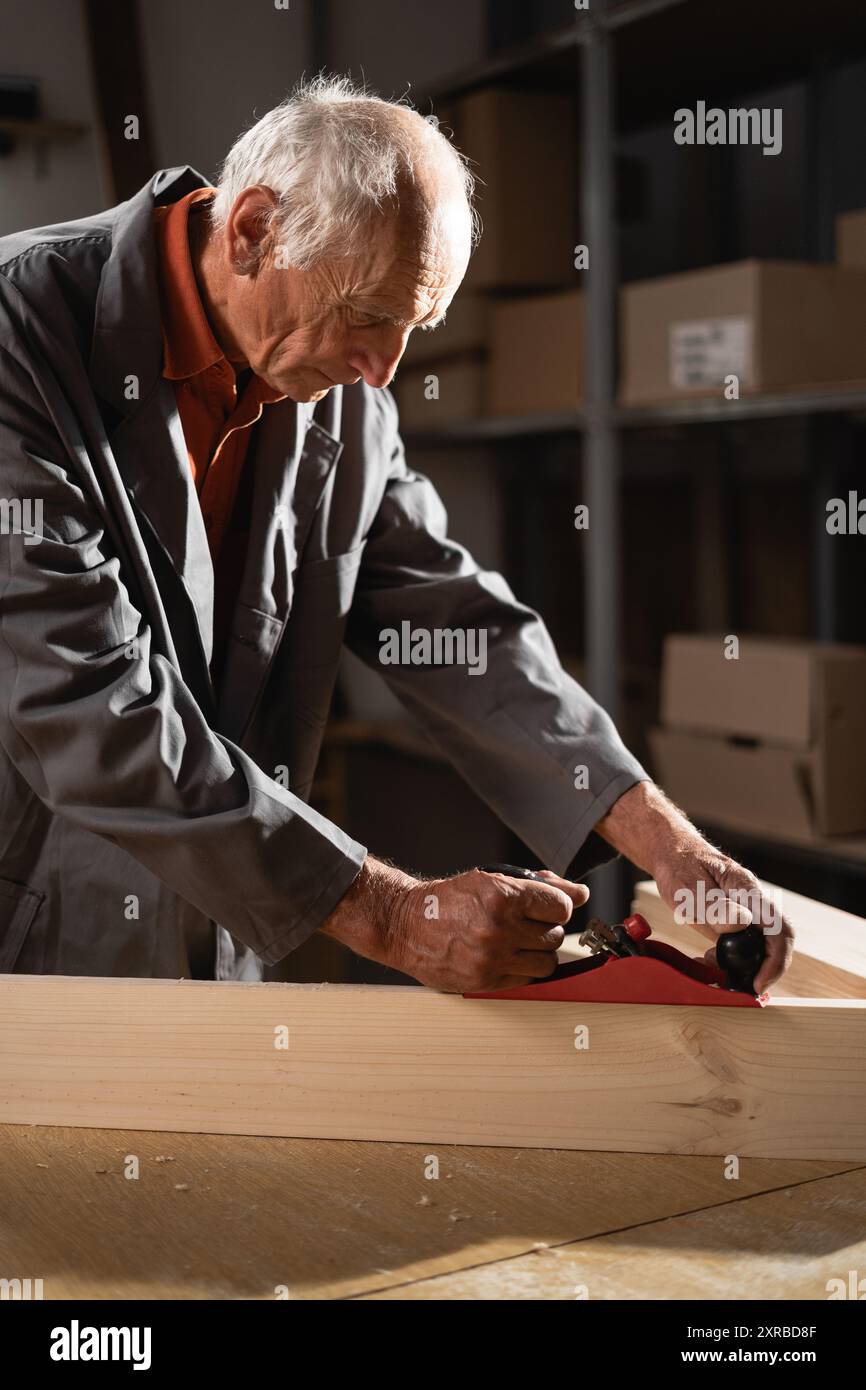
[581,7,624,919]
[581,13,620,721]
[806,61,840,644]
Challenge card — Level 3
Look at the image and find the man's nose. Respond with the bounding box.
[347,330,410,389]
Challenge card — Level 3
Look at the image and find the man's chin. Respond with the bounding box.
[283,382,332,404]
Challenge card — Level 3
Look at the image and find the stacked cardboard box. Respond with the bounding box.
[650,634,866,839]
[394,293,488,429]
[396,280,584,425]
[487,289,583,416]
[441,88,577,291]
[401,294,488,369]
[619,260,866,404]
[394,86,580,428]
[393,357,486,430]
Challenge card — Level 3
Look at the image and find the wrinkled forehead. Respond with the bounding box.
[397,171,473,259]
[363,190,472,287]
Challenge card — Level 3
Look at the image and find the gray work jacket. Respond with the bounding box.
[0,166,647,980]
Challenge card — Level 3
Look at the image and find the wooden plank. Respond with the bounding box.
[0,1124,854,1300]
[1,974,866,1159]
[362,1164,866,1300]
[627,879,866,999]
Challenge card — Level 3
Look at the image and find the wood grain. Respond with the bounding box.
[0,1124,855,1300]
[1,974,866,1158]
[362,1165,866,1300]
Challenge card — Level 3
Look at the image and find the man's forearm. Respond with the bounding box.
[595,779,705,876]
[319,855,418,964]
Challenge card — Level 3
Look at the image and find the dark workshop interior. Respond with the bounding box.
[3,0,866,979]
[3,0,866,1319]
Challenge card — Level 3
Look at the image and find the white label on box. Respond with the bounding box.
[669,316,753,390]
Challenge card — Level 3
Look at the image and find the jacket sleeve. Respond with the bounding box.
[0,341,366,965]
[345,389,650,878]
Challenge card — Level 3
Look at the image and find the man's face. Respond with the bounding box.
[216,187,470,403]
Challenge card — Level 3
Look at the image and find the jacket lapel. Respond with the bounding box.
[89,166,217,701]
[216,403,344,744]
[110,379,216,678]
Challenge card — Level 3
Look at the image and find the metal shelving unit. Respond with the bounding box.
[412,0,866,695]
[398,0,866,913]
[403,383,866,448]
[617,385,866,428]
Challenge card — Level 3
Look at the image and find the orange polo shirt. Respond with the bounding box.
[153,187,286,677]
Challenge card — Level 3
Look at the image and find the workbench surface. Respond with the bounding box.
[2,1125,864,1299]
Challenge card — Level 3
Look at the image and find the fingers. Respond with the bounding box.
[716,864,795,992]
[508,873,589,926]
[534,869,590,910]
[511,949,561,979]
[753,920,794,993]
[493,869,587,965]
[484,873,574,926]
[481,950,562,990]
[676,893,753,927]
[705,925,794,994]
[512,920,567,951]
[416,867,590,994]
[719,898,753,926]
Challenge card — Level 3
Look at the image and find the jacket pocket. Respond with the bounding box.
[286,544,366,683]
[0,877,44,973]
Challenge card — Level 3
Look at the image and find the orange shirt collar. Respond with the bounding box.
[154,187,286,405]
[154,187,225,381]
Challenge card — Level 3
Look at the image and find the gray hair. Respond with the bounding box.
[210,74,478,269]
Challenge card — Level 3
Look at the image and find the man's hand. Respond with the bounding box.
[596,781,794,993]
[320,858,588,993]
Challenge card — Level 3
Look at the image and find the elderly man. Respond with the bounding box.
[0,77,790,991]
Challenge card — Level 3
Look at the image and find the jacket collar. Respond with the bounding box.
[89,166,211,416]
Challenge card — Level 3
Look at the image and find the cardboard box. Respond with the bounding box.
[401,293,489,369]
[650,728,820,839]
[487,289,583,415]
[837,209,866,269]
[393,360,484,430]
[655,635,866,836]
[619,260,866,403]
[442,89,577,291]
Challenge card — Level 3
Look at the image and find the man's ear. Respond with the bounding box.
[228,185,279,276]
